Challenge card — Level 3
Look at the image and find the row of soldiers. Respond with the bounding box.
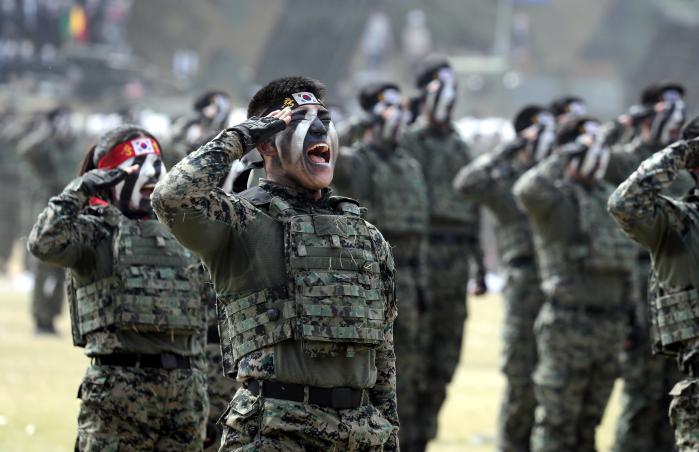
[17,52,699,452]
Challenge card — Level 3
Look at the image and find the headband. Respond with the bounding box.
[263,91,324,116]
[97,137,161,169]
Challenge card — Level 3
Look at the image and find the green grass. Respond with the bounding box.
[0,284,621,451]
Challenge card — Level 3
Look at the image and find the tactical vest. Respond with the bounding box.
[217,193,387,375]
[360,146,429,236]
[495,221,535,264]
[68,210,203,345]
[537,184,635,292]
[649,278,699,356]
[414,129,478,226]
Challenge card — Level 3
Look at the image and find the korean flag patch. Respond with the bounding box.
[131,138,157,156]
[291,92,320,106]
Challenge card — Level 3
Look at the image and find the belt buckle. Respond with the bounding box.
[330,387,355,410]
[160,353,178,369]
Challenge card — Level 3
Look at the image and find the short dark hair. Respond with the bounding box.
[193,90,230,112]
[358,82,400,113]
[555,116,598,146]
[640,82,685,106]
[415,55,451,89]
[513,105,545,133]
[549,96,584,118]
[247,76,326,118]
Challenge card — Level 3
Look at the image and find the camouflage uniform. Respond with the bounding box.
[401,120,485,445]
[18,124,83,331]
[608,139,699,452]
[513,154,635,452]
[166,116,226,169]
[334,141,429,451]
[152,128,399,451]
[606,138,686,452]
[454,143,544,452]
[28,182,208,451]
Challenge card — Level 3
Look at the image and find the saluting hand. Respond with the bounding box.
[231,107,292,151]
[78,165,139,196]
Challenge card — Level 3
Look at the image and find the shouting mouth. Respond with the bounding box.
[306,143,331,165]
[140,183,156,199]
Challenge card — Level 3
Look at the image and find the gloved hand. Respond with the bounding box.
[78,168,129,196]
[472,274,488,296]
[230,108,290,152]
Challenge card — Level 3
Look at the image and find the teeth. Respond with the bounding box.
[308,144,329,153]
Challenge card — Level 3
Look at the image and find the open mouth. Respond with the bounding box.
[306,143,330,165]
[140,183,156,198]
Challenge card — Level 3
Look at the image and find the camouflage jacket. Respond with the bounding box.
[454,142,536,264]
[152,129,399,447]
[27,182,202,357]
[513,154,630,305]
[608,141,699,361]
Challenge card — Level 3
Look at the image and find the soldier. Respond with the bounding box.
[167,90,232,168]
[18,105,83,334]
[604,83,688,452]
[400,57,487,449]
[549,95,587,125]
[27,125,208,450]
[608,116,699,452]
[0,108,25,273]
[513,117,636,452]
[152,76,399,450]
[454,105,554,452]
[333,82,429,452]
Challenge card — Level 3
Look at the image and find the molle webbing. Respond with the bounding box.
[217,196,385,373]
[72,218,202,339]
[495,221,535,263]
[653,288,699,349]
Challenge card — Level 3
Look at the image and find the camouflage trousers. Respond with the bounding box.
[669,378,699,452]
[219,386,395,451]
[498,262,543,452]
[31,260,65,326]
[394,267,423,451]
[76,364,208,451]
[204,343,240,451]
[531,302,625,452]
[415,237,470,445]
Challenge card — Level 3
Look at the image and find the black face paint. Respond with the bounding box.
[117,155,162,218]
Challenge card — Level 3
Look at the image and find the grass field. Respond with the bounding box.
[0,281,622,451]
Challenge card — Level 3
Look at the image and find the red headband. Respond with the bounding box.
[97,137,161,169]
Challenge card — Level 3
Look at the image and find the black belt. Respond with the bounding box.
[245,379,365,410]
[94,353,192,369]
[508,256,535,267]
[207,325,221,344]
[549,299,625,316]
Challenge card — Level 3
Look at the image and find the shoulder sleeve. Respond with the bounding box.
[513,154,566,220]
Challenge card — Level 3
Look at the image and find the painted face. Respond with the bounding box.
[424,68,457,124]
[567,121,609,182]
[651,92,685,145]
[522,112,556,162]
[371,90,408,146]
[273,104,338,190]
[111,144,166,217]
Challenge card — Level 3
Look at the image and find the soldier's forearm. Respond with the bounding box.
[609,141,690,228]
[369,331,399,449]
[513,155,564,217]
[453,153,495,201]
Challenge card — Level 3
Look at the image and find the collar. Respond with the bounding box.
[258,180,333,207]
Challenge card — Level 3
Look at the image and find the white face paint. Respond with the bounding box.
[424,69,457,124]
[112,152,166,215]
[270,104,336,190]
[534,113,556,161]
[657,99,686,145]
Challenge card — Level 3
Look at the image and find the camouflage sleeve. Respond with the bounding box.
[512,154,566,220]
[27,178,101,273]
[608,140,694,247]
[152,129,248,258]
[453,150,499,205]
[367,226,399,450]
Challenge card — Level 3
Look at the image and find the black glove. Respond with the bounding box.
[78,168,128,196]
[473,274,488,296]
[231,116,287,152]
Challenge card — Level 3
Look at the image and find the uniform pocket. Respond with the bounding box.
[345,404,394,448]
[219,387,262,451]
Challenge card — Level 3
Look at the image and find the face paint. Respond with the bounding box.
[272,105,336,190]
[532,112,556,162]
[567,101,587,116]
[424,68,457,125]
[112,152,165,217]
[652,99,686,145]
